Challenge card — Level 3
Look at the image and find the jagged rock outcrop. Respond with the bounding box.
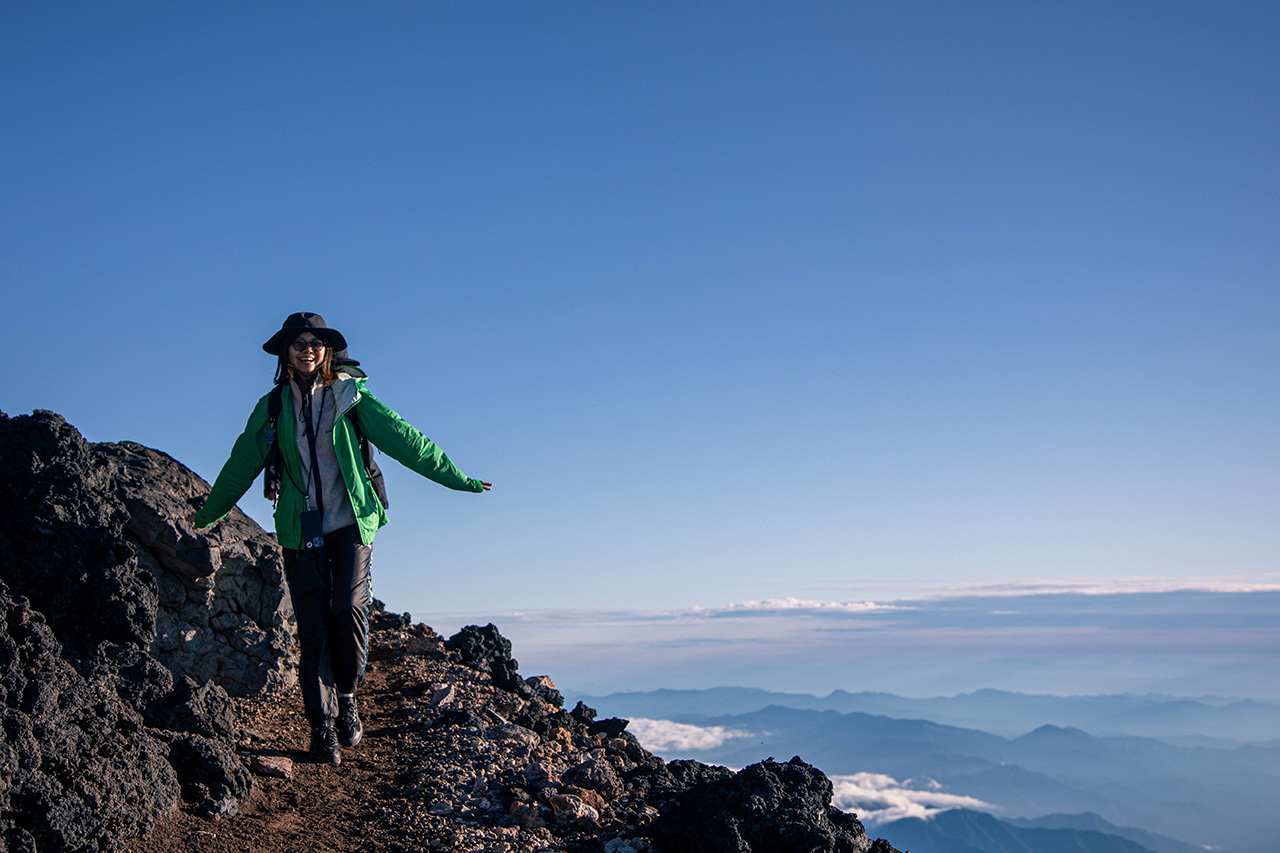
[445,621,530,695]
[0,409,296,849]
[0,412,158,659]
[95,440,293,696]
[650,755,887,853]
[0,583,181,852]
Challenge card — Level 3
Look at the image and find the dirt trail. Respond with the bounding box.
[127,634,424,853]
[126,621,635,853]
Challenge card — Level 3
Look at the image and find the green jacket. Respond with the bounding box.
[194,372,485,548]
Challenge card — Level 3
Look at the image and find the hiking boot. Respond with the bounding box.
[337,694,362,748]
[309,721,341,764]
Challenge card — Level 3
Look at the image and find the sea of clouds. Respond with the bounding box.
[625,718,989,823]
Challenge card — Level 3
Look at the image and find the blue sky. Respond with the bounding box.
[4,3,1277,695]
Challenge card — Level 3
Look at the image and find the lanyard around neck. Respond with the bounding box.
[300,385,327,515]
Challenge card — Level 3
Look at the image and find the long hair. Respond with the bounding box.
[274,344,337,387]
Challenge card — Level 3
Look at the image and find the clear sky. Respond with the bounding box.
[4,3,1278,689]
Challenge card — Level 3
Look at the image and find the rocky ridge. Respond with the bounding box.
[0,409,901,853]
[129,613,901,853]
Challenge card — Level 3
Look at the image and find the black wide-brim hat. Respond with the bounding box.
[262,312,348,356]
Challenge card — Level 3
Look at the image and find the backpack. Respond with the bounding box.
[262,382,390,510]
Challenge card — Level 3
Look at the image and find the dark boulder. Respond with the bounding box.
[589,716,632,740]
[652,756,898,853]
[524,674,564,707]
[445,623,531,696]
[152,675,239,741]
[665,758,735,792]
[563,754,625,800]
[0,410,157,655]
[371,611,412,632]
[0,411,295,697]
[0,580,181,852]
[445,622,513,671]
[368,597,412,632]
[166,733,254,818]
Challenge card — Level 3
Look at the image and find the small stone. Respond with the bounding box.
[523,760,561,790]
[563,754,624,800]
[564,784,608,811]
[429,684,456,708]
[407,635,440,655]
[604,840,643,853]
[484,724,539,759]
[249,755,293,780]
[548,792,599,826]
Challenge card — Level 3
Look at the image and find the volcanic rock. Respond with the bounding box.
[525,674,564,707]
[0,579,181,852]
[0,411,295,698]
[652,755,879,853]
[564,754,625,800]
[165,732,254,818]
[0,410,299,848]
[445,622,529,695]
[95,439,294,696]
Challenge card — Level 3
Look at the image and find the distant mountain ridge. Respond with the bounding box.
[880,809,1164,853]
[582,700,1280,853]
[574,685,1280,742]
[1006,812,1211,853]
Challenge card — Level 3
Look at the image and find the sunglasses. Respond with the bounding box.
[291,338,328,352]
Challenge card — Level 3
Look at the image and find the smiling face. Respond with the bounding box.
[287,334,329,379]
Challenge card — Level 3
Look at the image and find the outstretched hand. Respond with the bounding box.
[480,481,492,491]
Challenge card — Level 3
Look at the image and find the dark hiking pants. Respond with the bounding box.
[282,524,371,726]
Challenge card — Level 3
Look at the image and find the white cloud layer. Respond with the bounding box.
[706,598,904,613]
[628,718,754,752]
[829,772,991,824]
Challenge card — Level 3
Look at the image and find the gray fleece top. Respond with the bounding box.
[290,377,359,535]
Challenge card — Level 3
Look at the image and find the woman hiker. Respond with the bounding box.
[191,312,491,764]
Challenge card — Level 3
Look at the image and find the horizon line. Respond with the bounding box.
[410,578,1280,621]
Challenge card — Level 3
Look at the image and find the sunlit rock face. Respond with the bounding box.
[0,409,295,697]
[96,438,295,695]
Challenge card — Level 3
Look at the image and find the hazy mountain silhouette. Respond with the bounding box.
[880,809,1160,853]
[576,685,1280,742]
